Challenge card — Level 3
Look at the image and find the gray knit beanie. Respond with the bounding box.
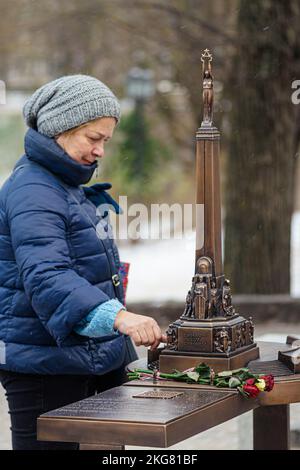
[23,74,121,137]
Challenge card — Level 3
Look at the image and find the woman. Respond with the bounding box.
[0,75,166,450]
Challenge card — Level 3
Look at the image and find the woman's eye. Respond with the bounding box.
[88,136,109,143]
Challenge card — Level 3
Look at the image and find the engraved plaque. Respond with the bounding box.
[41,386,233,425]
[132,390,184,399]
[178,327,213,352]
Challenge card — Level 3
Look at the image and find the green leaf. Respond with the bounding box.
[229,377,241,388]
[160,372,184,379]
[135,368,153,375]
[232,368,249,374]
[237,386,250,399]
[215,379,230,388]
[187,372,200,382]
[198,378,211,384]
[195,363,211,373]
[239,372,257,382]
[194,367,211,380]
[217,370,233,378]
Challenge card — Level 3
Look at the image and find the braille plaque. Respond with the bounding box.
[132,390,184,399]
[249,359,293,377]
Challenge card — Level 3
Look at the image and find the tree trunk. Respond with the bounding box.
[224,0,300,293]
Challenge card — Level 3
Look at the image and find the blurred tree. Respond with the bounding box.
[224,0,300,293]
[0,0,237,200]
[5,1,300,296]
[105,108,170,202]
[0,0,20,82]
[0,0,237,122]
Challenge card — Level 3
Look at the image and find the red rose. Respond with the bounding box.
[245,378,256,386]
[243,384,260,398]
[260,375,274,392]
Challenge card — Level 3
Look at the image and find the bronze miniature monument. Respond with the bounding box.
[156,49,260,373]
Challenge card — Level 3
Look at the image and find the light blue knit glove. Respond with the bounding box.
[74,298,126,338]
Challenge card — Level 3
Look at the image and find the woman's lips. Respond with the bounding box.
[82,158,95,165]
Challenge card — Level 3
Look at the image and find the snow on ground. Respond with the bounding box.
[120,211,300,303]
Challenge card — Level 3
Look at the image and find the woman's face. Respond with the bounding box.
[55,117,116,165]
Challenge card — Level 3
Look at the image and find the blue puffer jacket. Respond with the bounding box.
[0,128,128,375]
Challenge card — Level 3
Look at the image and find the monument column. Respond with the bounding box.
[196,49,222,278]
[157,49,260,373]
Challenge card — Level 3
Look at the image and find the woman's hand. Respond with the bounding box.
[114,310,167,351]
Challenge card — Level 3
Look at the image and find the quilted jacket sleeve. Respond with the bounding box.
[6,180,111,346]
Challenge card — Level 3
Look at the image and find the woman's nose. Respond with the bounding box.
[92,143,104,158]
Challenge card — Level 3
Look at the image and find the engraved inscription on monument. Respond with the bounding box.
[178,328,212,352]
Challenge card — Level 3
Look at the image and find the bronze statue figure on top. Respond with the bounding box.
[202,49,214,126]
[155,49,260,373]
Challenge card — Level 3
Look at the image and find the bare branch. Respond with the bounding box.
[120,0,236,44]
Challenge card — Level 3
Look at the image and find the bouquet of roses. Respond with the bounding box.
[127,363,274,399]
